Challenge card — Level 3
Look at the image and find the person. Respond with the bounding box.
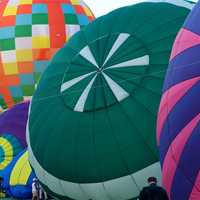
[39,184,48,200]
[138,177,169,200]
[32,178,39,200]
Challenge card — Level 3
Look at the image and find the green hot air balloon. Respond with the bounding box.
[27,1,193,199]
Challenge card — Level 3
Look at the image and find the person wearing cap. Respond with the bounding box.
[138,177,169,200]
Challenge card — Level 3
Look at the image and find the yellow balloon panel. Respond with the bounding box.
[0,137,13,170]
[10,151,31,185]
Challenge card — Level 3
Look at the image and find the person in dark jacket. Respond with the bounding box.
[138,177,169,200]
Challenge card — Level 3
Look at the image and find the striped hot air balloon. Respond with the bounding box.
[157,1,200,200]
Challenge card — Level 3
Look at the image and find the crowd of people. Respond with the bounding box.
[33,176,169,200]
[31,176,169,200]
[0,175,169,200]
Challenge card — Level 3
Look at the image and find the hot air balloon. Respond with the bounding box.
[0,101,29,172]
[27,1,193,199]
[0,134,22,172]
[157,1,200,200]
[2,150,35,199]
[0,0,95,112]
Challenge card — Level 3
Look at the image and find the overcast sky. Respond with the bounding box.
[84,0,197,17]
[84,0,141,17]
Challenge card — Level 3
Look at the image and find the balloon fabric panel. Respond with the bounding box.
[157,1,200,200]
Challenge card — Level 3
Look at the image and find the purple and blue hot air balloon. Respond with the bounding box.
[0,101,29,172]
[157,1,200,200]
[2,149,36,199]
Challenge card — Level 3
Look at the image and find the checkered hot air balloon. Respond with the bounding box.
[157,1,200,200]
[0,0,94,112]
[27,1,193,200]
[0,101,29,172]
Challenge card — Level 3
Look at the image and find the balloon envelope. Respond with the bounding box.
[0,102,29,171]
[0,0,94,112]
[0,134,22,172]
[27,1,193,199]
[157,1,200,200]
[2,150,35,199]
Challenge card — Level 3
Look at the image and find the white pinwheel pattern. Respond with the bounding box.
[61,33,149,112]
